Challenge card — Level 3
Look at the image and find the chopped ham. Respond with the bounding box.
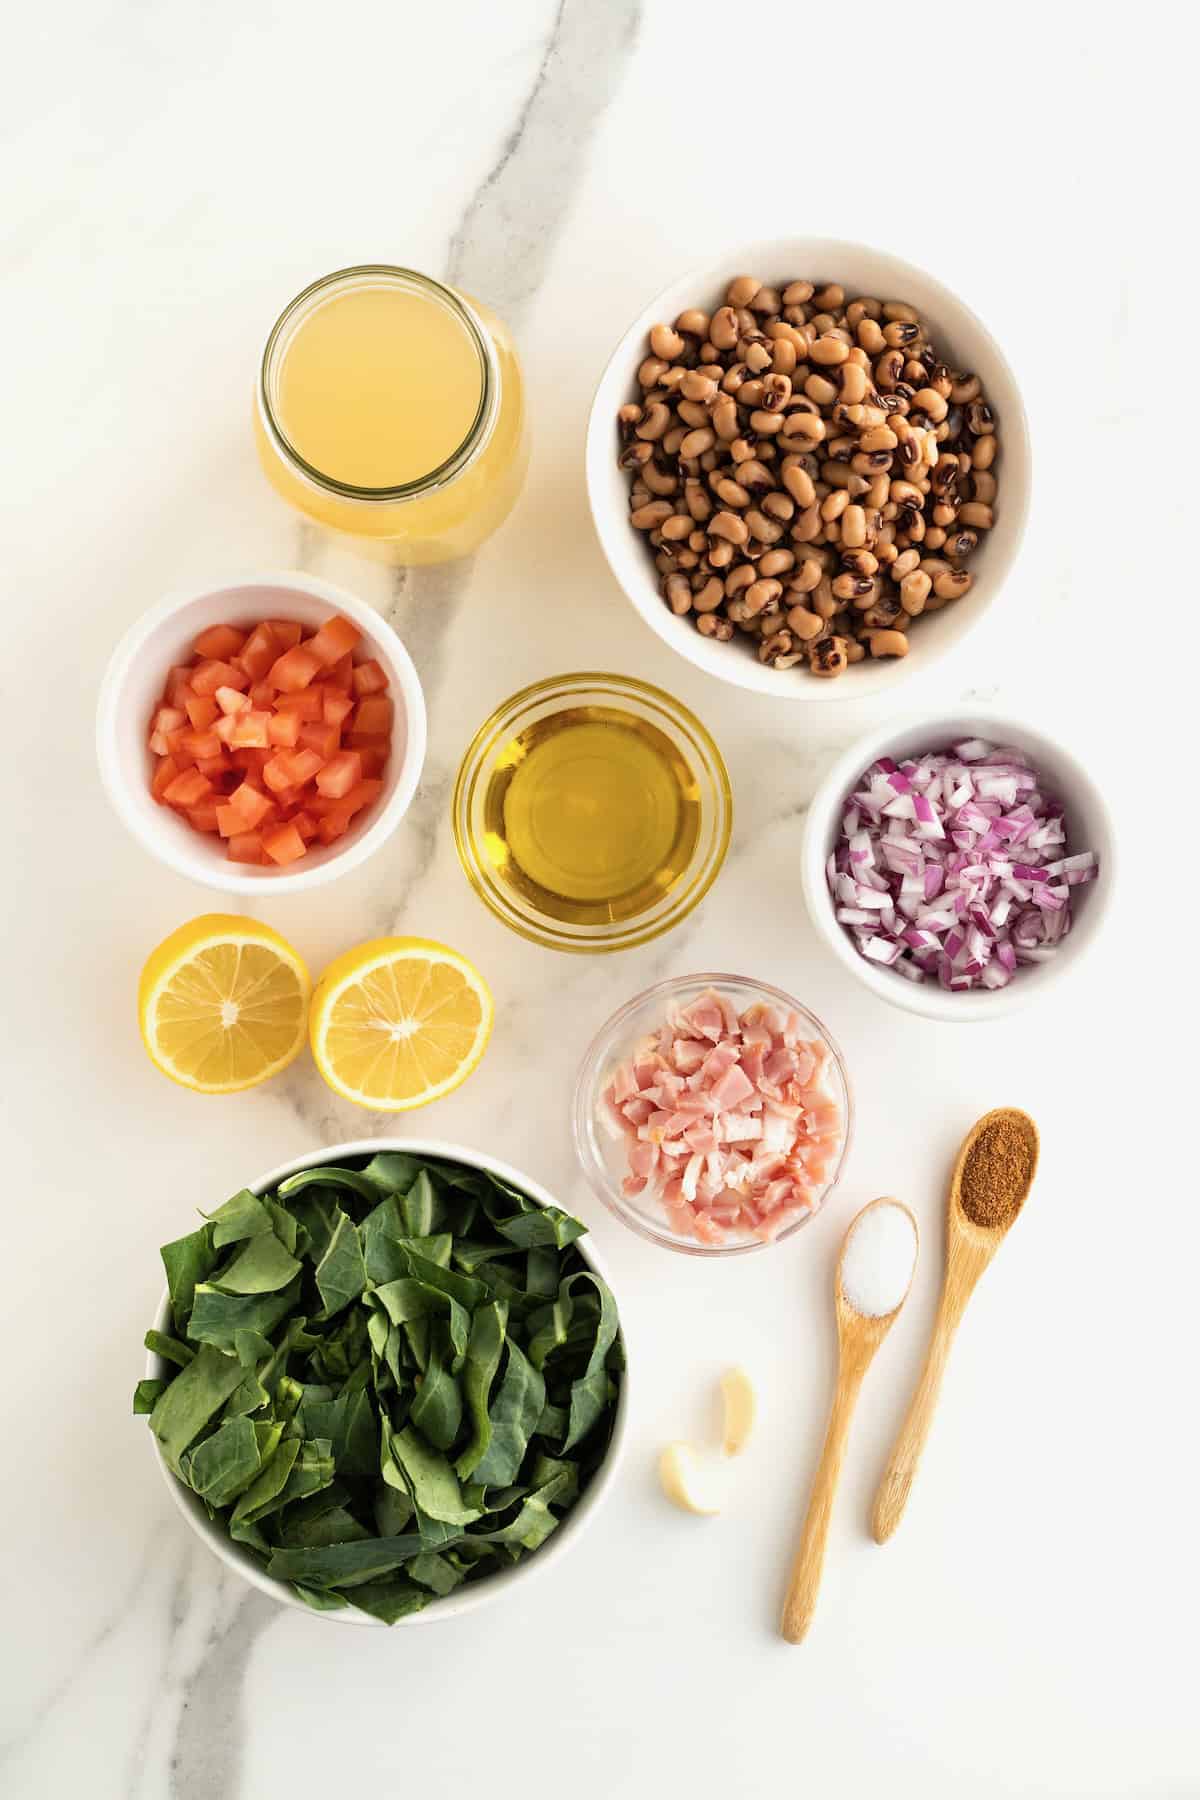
[601,987,844,1246]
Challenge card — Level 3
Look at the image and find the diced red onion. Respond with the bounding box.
[828,740,1099,992]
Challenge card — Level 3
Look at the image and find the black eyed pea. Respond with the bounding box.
[803,373,839,407]
[812,576,838,620]
[958,501,994,529]
[630,499,674,530]
[832,570,872,601]
[791,555,823,593]
[749,408,785,435]
[744,578,783,616]
[698,450,719,475]
[866,474,891,510]
[771,338,798,376]
[785,604,825,641]
[713,476,751,509]
[721,361,751,395]
[662,426,686,458]
[933,570,973,600]
[725,275,761,308]
[857,318,886,354]
[822,460,856,490]
[659,514,692,542]
[809,634,849,677]
[839,362,869,405]
[638,355,669,389]
[867,629,909,658]
[892,548,921,581]
[882,300,919,324]
[679,426,716,460]
[903,358,928,386]
[708,510,750,545]
[618,401,643,430]
[883,320,921,348]
[971,470,997,505]
[782,412,826,446]
[758,548,795,578]
[840,504,867,548]
[761,491,795,523]
[617,440,652,471]
[852,451,893,477]
[691,577,725,613]
[680,369,719,404]
[663,573,693,614]
[635,401,671,441]
[683,479,712,522]
[675,399,709,430]
[861,593,904,631]
[972,435,997,471]
[745,340,773,374]
[707,537,735,569]
[859,425,899,454]
[914,387,949,423]
[949,372,981,405]
[733,307,757,336]
[697,612,734,641]
[875,349,904,391]
[925,527,947,550]
[812,283,844,311]
[745,506,784,545]
[946,529,979,560]
[809,312,837,336]
[811,334,850,366]
[749,285,781,315]
[737,458,773,490]
[709,306,741,352]
[640,460,678,497]
[821,490,850,523]
[844,639,867,663]
[760,373,792,412]
[686,530,707,552]
[738,379,766,410]
[711,395,740,443]
[781,460,816,508]
[724,563,755,598]
[676,309,710,338]
[782,280,814,306]
[965,401,995,436]
[698,343,721,365]
[649,323,685,361]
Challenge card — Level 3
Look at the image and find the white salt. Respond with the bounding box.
[840,1201,917,1318]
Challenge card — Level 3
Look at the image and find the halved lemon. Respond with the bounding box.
[310,937,493,1111]
[139,915,311,1094]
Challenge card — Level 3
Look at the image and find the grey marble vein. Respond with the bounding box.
[165,1592,276,1800]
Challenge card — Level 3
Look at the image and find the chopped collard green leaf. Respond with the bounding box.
[137,1152,623,1621]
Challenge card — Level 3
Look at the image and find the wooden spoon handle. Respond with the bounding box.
[870,1304,958,1543]
[780,1367,864,1643]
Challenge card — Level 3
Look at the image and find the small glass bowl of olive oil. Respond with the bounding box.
[452,674,733,952]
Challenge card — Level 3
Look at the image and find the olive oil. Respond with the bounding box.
[483,705,702,924]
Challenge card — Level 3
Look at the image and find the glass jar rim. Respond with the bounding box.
[257,264,499,502]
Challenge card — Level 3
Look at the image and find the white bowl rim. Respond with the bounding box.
[144,1136,630,1625]
[799,704,1116,1022]
[96,568,427,895]
[585,236,1032,701]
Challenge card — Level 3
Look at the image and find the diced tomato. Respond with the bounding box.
[231,746,270,776]
[192,623,247,661]
[352,696,393,736]
[227,831,266,864]
[192,658,249,697]
[151,706,187,740]
[165,729,197,768]
[268,645,322,692]
[249,680,276,710]
[315,750,362,799]
[262,821,307,865]
[317,809,353,845]
[273,689,323,720]
[299,720,340,760]
[266,619,303,649]
[230,710,272,749]
[323,690,355,728]
[341,778,384,816]
[292,810,319,843]
[184,693,220,731]
[180,729,222,761]
[163,768,213,808]
[226,781,275,830]
[307,614,361,667]
[196,752,233,781]
[351,659,389,697]
[237,623,279,682]
[151,756,180,802]
[215,685,250,716]
[186,802,221,834]
[264,748,324,792]
[326,653,355,693]
[267,710,301,748]
[356,745,390,779]
[166,665,195,707]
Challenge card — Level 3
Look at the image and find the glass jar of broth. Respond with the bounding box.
[255,265,528,565]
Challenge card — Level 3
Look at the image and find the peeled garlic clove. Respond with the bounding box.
[720,1366,756,1458]
[659,1442,724,1516]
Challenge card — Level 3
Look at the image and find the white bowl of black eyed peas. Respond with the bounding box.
[586,239,1031,699]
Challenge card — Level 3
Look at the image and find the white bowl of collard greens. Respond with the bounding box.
[137,1139,628,1625]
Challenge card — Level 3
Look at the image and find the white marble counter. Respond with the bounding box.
[3,3,1192,1796]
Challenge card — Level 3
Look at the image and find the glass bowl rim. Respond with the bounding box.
[571,970,854,1256]
[451,672,734,954]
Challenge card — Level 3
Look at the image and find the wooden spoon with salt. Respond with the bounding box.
[780,1198,919,1644]
[871,1107,1039,1545]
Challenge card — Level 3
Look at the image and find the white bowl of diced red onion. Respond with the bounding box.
[572,975,852,1255]
[800,710,1114,1022]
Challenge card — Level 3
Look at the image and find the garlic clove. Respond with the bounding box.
[720,1366,756,1458]
[659,1442,725,1516]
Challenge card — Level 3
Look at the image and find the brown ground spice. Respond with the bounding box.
[960,1114,1037,1228]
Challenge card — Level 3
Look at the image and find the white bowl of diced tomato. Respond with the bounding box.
[97,571,427,894]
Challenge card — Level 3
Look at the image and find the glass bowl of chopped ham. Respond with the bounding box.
[573,975,852,1254]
